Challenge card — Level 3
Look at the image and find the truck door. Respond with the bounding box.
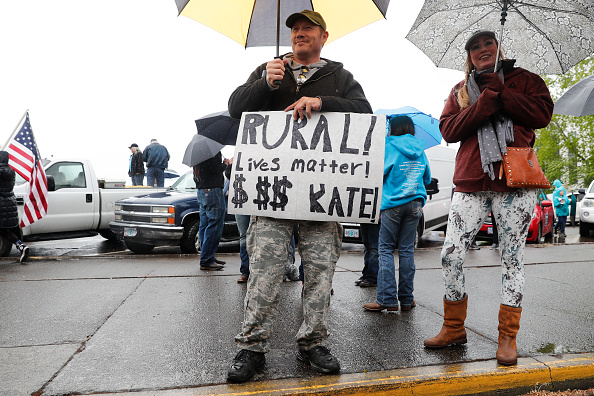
[28,161,99,234]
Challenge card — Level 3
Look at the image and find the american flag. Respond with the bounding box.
[6,113,48,227]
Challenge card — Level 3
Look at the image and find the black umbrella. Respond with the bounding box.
[182,110,240,168]
[554,74,594,116]
[194,110,240,146]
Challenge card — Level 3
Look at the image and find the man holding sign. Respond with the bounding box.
[227,10,372,383]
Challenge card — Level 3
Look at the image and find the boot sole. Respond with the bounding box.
[227,358,266,383]
[497,359,517,366]
[297,351,340,374]
[424,339,467,349]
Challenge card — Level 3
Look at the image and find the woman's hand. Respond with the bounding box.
[481,73,505,93]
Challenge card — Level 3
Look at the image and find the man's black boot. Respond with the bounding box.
[297,346,340,374]
[227,349,265,383]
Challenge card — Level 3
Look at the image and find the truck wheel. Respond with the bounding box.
[124,240,155,254]
[180,218,200,254]
[99,229,118,241]
[0,236,12,257]
[579,221,591,237]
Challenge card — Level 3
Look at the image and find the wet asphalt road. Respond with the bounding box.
[0,225,592,395]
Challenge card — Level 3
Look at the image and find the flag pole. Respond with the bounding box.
[2,109,29,150]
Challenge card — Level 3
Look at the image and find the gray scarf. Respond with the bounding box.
[467,67,514,180]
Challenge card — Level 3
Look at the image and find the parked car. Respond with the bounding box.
[578,180,594,237]
[476,189,555,244]
[110,171,238,254]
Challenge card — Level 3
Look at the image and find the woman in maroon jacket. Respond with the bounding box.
[423,30,553,366]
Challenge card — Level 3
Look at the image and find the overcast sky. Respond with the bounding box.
[0,0,463,181]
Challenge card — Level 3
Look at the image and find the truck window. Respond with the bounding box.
[46,162,86,189]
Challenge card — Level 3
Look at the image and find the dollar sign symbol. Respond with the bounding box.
[270,176,292,211]
[231,173,248,208]
[253,176,271,210]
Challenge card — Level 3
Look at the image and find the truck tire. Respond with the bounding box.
[99,229,118,241]
[180,218,200,254]
[579,221,591,237]
[124,240,155,254]
[0,236,12,257]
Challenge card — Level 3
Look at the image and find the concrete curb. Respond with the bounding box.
[98,353,594,396]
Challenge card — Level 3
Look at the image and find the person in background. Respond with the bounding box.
[128,143,145,186]
[194,152,229,271]
[355,223,380,288]
[569,193,577,227]
[226,9,372,383]
[490,218,499,249]
[423,30,553,367]
[0,151,29,263]
[363,115,430,313]
[552,179,569,237]
[143,139,170,187]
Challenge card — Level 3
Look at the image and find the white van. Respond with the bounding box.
[342,144,457,244]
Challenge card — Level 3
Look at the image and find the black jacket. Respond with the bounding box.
[129,151,145,176]
[0,151,19,229]
[228,56,372,117]
[194,152,226,190]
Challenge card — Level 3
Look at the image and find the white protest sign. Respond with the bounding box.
[227,111,385,224]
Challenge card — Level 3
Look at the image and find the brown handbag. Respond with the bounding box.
[499,147,550,189]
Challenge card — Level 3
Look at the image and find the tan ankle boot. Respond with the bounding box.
[496,304,522,365]
[424,294,468,348]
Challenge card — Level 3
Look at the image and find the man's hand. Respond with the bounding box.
[266,58,288,86]
[285,96,322,120]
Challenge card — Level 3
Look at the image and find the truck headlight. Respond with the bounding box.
[115,204,122,211]
[115,214,122,220]
[582,198,593,208]
[152,206,174,213]
[151,217,169,223]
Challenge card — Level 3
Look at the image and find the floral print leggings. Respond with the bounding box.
[442,189,537,307]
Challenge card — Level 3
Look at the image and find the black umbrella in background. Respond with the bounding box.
[194,110,240,146]
[182,110,240,167]
[554,74,594,116]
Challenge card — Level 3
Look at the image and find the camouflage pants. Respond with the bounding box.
[442,189,537,307]
[235,216,341,353]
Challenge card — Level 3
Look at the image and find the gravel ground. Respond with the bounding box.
[520,389,594,396]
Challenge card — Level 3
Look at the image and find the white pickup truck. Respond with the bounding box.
[0,158,162,256]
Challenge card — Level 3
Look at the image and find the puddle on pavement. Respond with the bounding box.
[537,343,570,354]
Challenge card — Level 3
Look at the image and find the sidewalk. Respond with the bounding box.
[1,243,593,395]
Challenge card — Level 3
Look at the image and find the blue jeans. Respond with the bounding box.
[197,188,226,266]
[360,223,380,283]
[235,214,250,275]
[555,216,567,234]
[377,199,422,308]
[131,174,144,186]
[146,167,165,187]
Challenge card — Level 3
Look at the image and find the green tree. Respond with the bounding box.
[537,57,594,192]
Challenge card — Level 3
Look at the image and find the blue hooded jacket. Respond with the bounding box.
[381,134,431,211]
[552,179,569,217]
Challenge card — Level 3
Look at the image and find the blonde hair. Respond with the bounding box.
[456,46,505,110]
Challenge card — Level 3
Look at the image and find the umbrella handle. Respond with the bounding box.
[273,55,283,86]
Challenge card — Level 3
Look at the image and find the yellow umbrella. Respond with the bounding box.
[174,0,390,56]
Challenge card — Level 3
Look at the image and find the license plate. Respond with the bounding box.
[344,228,359,238]
[487,227,493,235]
[124,227,137,237]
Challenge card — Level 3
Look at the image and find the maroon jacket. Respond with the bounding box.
[440,62,553,192]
